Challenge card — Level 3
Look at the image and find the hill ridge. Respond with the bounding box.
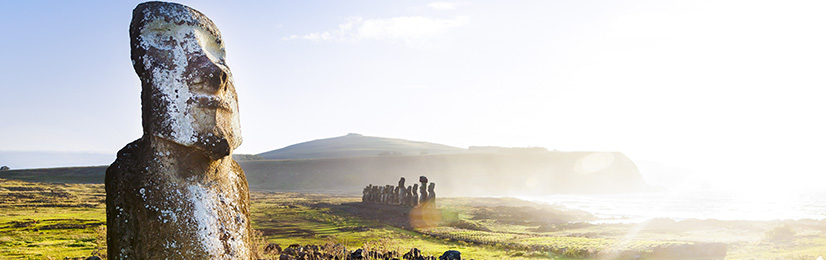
[257,133,466,160]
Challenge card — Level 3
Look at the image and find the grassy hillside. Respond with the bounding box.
[0,166,107,184]
[257,133,466,160]
[241,151,651,196]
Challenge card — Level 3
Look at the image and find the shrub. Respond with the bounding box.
[766,224,795,242]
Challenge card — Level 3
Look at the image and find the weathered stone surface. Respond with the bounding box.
[106,2,252,259]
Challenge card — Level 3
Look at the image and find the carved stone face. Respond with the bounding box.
[131,2,242,160]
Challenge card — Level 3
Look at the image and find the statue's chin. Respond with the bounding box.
[195,134,232,161]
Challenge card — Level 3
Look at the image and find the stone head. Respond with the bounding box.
[131,2,241,160]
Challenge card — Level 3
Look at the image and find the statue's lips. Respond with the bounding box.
[188,95,231,110]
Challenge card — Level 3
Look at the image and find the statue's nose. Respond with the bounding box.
[204,61,228,93]
[187,51,229,94]
[207,64,229,93]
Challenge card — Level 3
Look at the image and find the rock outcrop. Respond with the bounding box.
[105,2,252,259]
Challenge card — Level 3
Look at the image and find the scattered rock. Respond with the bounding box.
[264,243,282,255]
[439,250,461,260]
[350,248,364,259]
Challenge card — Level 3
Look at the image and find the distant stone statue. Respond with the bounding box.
[386,185,394,204]
[427,182,436,207]
[405,185,414,207]
[397,177,405,205]
[412,184,419,206]
[419,176,428,204]
[362,185,370,202]
[371,185,379,203]
[106,2,252,259]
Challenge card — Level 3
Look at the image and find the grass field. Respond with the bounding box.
[0,179,105,259]
[1,178,825,259]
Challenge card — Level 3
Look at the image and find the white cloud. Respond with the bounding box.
[283,16,469,46]
[427,2,458,10]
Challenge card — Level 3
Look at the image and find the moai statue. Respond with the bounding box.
[383,186,389,204]
[419,176,429,204]
[427,182,436,207]
[399,185,406,206]
[385,185,393,204]
[393,186,400,204]
[412,183,419,206]
[384,185,390,204]
[378,186,384,204]
[362,185,370,203]
[377,186,383,203]
[404,186,413,207]
[371,185,379,203]
[397,177,406,205]
[106,2,252,259]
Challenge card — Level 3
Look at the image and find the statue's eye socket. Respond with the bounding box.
[194,28,225,64]
[140,21,178,49]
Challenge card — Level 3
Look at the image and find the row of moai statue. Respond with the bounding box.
[362,176,436,207]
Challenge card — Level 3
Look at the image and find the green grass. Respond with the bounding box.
[2,178,826,259]
[248,192,515,259]
[0,179,106,259]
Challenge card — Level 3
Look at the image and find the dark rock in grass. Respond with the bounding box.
[439,250,461,260]
[106,2,252,259]
[264,243,282,255]
[404,248,422,259]
[85,256,102,260]
[350,248,364,259]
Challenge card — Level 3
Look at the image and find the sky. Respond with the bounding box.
[1,0,825,192]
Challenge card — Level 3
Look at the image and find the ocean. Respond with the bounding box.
[518,190,826,223]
